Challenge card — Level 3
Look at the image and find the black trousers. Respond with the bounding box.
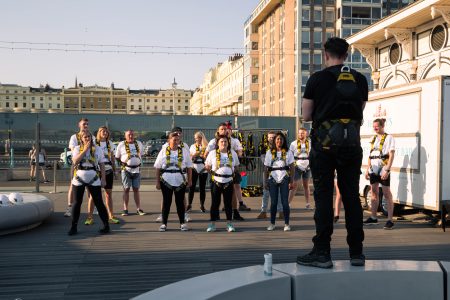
[309,144,364,256]
[210,181,233,221]
[71,185,108,226]
[160,182,186,225]
[188,170,208,206]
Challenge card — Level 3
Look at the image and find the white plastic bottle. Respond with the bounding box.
[264,253,272,276]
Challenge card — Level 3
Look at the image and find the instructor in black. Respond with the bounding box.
[296,37,368,268]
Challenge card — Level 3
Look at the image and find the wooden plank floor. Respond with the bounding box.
[1,182,450,300]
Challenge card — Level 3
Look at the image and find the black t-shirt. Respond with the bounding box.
[303,64,368,124]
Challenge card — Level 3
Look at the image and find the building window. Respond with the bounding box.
[185,100,188,103]
[40,97,43,101]
[154,106,157,110]
[252,91,258,100]
[185,106,188,110]
[40,103,43,108]
[49,103,52,109]
[178,100,181,103]
[389,43,401,65]
[162,99,165,103]
[14,103,18,108]
[252,42,258,50]
[57,104,60,109]
[23,103,26,108]
[32,103,35,108]
[5,102,9,107]
[431,25,447,51]
[131,105,134,110]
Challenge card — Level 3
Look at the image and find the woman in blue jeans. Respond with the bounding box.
[264,131,296,231]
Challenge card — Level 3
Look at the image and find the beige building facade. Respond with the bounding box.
[0,82,192,115]
[191,54,243,116]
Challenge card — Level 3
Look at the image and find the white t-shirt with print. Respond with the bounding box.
[207,137,243,153]
[264,150,294,183]
[369,134,395,175]
[154,146,193,187]
[96,140,115,172]
[205,150,239,184]
[115,140,144,174]
[71,145,106,186]
[289,139,310,171]
[190,144,207,174]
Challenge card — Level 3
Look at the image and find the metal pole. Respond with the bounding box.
[35,121,41,193]
[52,160,57,193]
[172,87,175,128]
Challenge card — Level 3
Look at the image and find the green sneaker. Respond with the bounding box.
[206,223,216,232]
[109,216,120,224]
[84,217,94,226]
[226,222,236,232]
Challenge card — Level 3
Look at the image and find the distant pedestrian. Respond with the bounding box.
[288,128,312,209]
[364,118,396,229]
[264,131,296,232]
[205,135,239,232]
[29,143,50,183]
[68,130,110,236]
[188,131,208,213]
[115,130,146,216]
[154,132,192,232]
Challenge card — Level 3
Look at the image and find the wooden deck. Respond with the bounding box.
[1,181,450,300]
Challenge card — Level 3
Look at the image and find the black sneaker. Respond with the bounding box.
[200,206,206,213]
[121,210,129,216]
[239,203,251,211]
[363,217,378,225]
[383,220,394,230]
[296,250,333,269]
[233,210,245,221]
[350,254,366,266]
[67,226,78,236]
[99,226,110,234]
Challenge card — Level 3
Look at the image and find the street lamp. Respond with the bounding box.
[171,77,177,129]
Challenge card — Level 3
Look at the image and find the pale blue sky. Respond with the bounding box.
[0,0,259,90]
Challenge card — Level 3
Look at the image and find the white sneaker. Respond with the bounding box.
[64,207,72,217]
[93,207,98,215]
[206,223,216,232]
[184,212,191,223]
[267,224,276,231]
[226,223,236,232]
[159,224,167,232]
[284,224,291,231]
[180,224,189,231]
[305,203,314,210]
[156,214,162,222]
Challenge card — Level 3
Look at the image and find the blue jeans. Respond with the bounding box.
[261,190,283,212]
[268,177,290,225]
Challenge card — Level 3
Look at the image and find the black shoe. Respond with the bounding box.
[233,210,245,221]
[239,203,251,211]
[383,220,394,230]
[296,250,333,269]
[363,217,378,225]
[350,254,366,266]
[67,226,78,236]
[200,205,206,213]
[99,225,110,234]
[334,215,339,223]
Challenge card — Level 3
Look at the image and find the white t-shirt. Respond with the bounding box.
[190,144,207,174]
[369,134,395,175]
[207,137,243,153]
[289,139,310,171]
[264,150,295,183]
[96,140,116,172]
[115,140,144,174]
[154,146,193,187]
[205,150,239,184]
[69,133,96,151]
[71,145,106,186]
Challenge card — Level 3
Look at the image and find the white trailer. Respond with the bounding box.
[359,76,450,228]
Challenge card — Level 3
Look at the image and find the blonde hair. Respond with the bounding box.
[194,131,208,149]
[96,126,110,142]
[80,130,93,145]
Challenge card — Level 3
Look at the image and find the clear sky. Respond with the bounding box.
[0,0,259,90]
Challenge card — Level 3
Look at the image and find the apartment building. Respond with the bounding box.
[192,54,243,116]
[0,82,192,115]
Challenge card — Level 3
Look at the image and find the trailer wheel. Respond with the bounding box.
[364,186,382,212]
[380,194,404,217]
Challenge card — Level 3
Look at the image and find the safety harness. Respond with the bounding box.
[193,144,206,164]
[160,146,187,191]
[96,140,112,166]
[211,149,234,188]
[312,66,363,150]
[267,149,290,174]
[295,139,310,160]
[121,141,141,170]
[369,133,389,166]
[74,142,99,186]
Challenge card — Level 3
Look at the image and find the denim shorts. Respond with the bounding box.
[121,171,141,189]
[294,168,311,181]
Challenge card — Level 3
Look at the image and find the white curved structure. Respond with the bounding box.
[133,260,448,300]
[0,194,54,235]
